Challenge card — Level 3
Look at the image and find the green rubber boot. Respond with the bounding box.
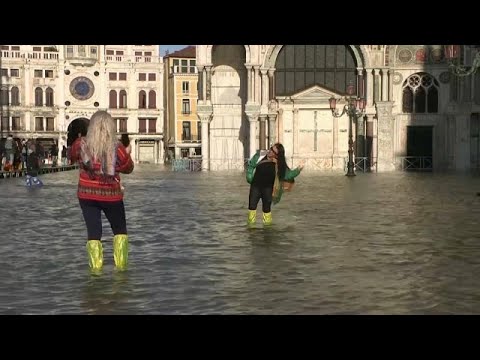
[86,240,103,271]
[263,212,272,226]
[247,209,257,225]
[113,234,129,270]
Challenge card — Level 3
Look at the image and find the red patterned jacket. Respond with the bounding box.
[70,137,134,202]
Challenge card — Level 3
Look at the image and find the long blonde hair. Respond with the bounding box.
[85,111,117,174]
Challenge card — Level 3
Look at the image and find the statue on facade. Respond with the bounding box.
[450,49,480,77]
[268,99,278,113]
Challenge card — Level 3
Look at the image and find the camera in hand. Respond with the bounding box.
[121,133,130,147]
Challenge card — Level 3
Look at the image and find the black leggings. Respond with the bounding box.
[248,185,273,213]
[79,199,127,241]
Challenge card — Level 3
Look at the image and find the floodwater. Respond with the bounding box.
[1,166,480,314]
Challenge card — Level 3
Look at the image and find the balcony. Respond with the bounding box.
[68,57,97,67]
[106,55,160,63]
[181,135,201,143]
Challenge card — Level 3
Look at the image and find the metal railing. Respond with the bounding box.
[397,156,433,171]
[181,135,201,142]
[343,157,377,173]
[172,156,383,172]
[172,159,202,172]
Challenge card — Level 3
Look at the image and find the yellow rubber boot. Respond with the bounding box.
[113,234,129,270]
[86,240,103,271]
[247,209,257,225]
[263,212,272,226]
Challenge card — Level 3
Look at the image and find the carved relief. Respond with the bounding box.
[392,72,403,85]
[398,48,413,64]
[439,71,451,84]
[268,99,278,113]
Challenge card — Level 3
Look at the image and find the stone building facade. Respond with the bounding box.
[196,45,480,172]
[0,45,164,163]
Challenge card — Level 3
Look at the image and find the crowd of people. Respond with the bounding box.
[0,135,68,172]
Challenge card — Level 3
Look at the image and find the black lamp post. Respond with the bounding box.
[329,84,366,177]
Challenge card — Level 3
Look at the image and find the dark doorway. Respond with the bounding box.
[406,125,433,170]
[67,118,89,146]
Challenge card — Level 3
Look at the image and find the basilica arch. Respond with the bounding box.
[263,45,369,69]
[208,45,249,170]
[205,45,252,65]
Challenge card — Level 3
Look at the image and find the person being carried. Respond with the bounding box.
[70,111,134,272]
[246,143,304,226]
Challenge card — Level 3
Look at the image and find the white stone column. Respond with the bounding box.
[267,114,277,146]
[381,69,388,101]
[357,67,365,98]
[254,66,260,103]
[202,67,207,101]
[366,68,374,107]
[293,108,299,155]
[356,115,366,157]
[245,65,252,102]
[268,69,275,100]
[205,66,212,102]
[333,113,339,156]
[200,116,210,170]
[277,109,283,144]
[196,66,205,101]
[388,69,393,102]
[261,69,268,106]
[247,114,258,158]
[259,115,267,150]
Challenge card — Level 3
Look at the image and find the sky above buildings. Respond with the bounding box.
[160,45,189,56]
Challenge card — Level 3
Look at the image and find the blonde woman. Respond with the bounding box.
[70,111,134,272]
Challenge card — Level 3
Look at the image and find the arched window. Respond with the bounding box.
[402,73,439,113]
[274,45,358,96]
[45,87,54,107]
[11,87,19,105]
[35,87,43,106]
[119,90,127,108]
[139,90,146,109]
[148,90,156,109]
[109,90,117,108]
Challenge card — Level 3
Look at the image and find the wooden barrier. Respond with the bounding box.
[0,165,79,179]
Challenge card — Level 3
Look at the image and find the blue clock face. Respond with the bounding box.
[70,76,95,100]
[74,81,90,96]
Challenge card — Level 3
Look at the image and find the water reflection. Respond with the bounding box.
[81,270,132,315]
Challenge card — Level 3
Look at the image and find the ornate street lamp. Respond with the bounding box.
[444,45,480,77]
[329,84,366,177]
